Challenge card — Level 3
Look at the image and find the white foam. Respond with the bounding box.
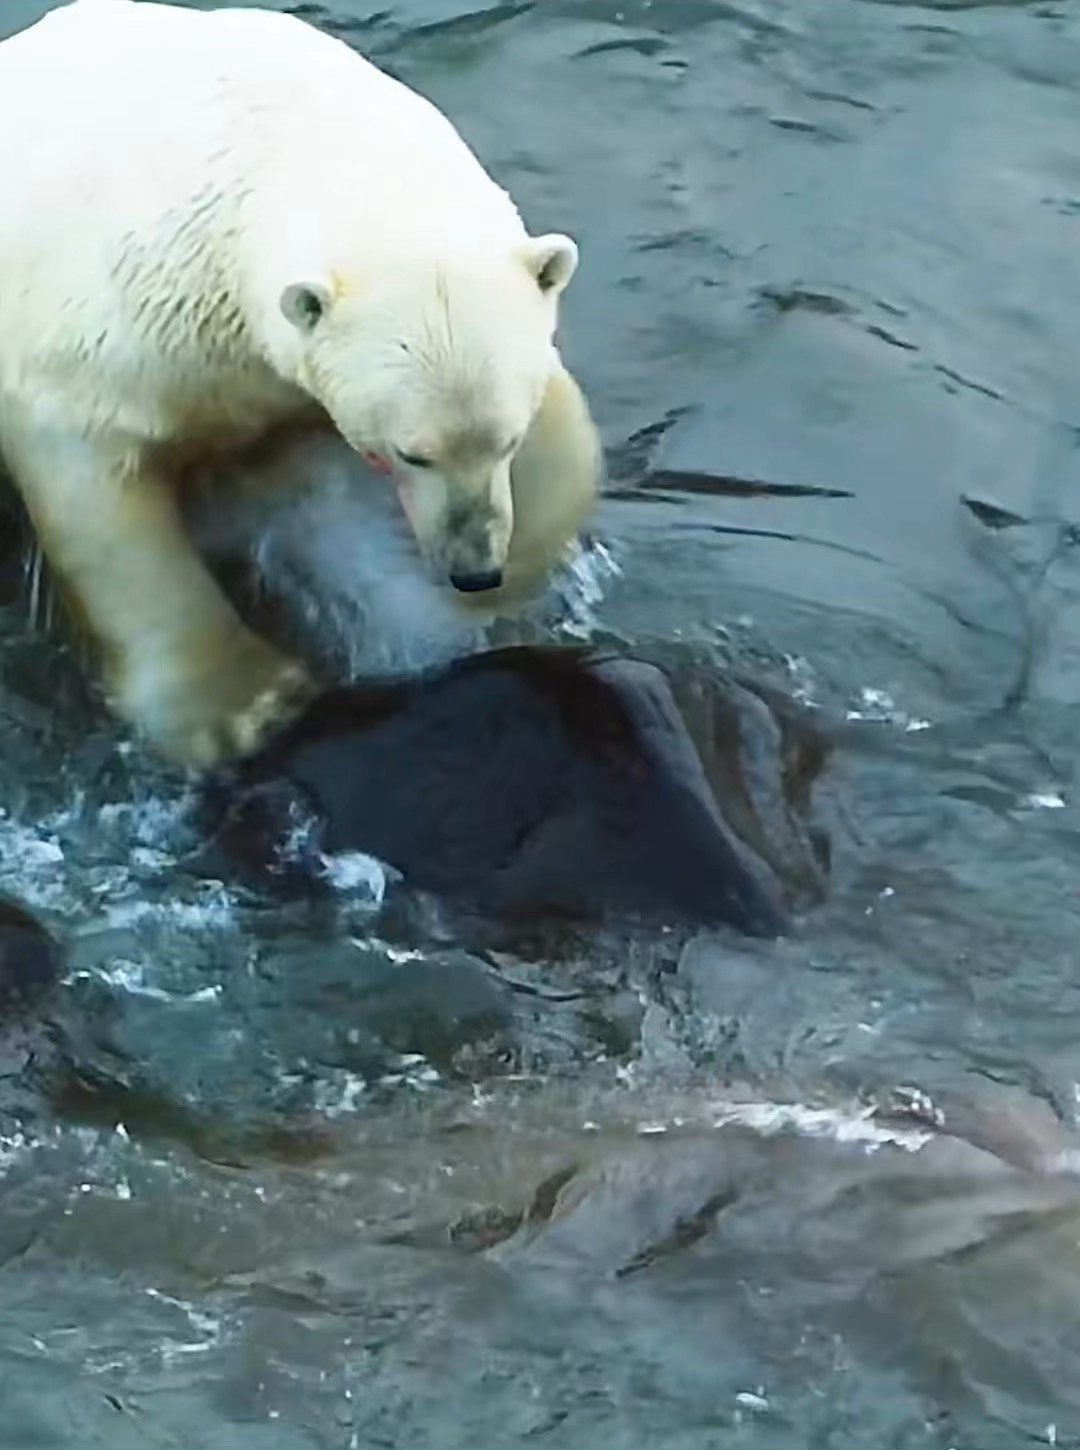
[633,1097,933,1154]
[69,958,223,1004]
[0,806,71,911]
[0,1128,35,1176]
[101,885,235,933]
[317,849,393,902]
[845,684,931,734]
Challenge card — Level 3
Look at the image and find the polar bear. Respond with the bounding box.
[0,0,601,766]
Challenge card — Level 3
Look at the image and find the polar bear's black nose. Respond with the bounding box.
[449,568,504,594]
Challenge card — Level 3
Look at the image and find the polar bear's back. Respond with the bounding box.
[2,2,374,156]
[5,0,409,113]
[0,0,517,242]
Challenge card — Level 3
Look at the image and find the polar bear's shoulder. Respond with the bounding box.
[14,0,366,75]
[5,0,474,172]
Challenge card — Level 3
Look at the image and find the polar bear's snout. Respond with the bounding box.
[440,492,511,593]
[394,454,515,594]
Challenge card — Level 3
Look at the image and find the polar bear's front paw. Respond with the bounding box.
[113,629,319,770]
[183,653,316,770]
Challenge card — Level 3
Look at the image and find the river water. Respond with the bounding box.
[4,0,1080,1446]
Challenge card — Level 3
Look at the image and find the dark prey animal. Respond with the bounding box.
[198,645,794,936]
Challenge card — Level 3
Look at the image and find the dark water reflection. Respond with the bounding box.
[4,0,1080,1445]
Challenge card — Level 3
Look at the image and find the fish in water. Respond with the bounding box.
[197,645,797,937]
[393,1081,1080,1283]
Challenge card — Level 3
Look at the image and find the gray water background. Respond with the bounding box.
[3,0,1080,1445]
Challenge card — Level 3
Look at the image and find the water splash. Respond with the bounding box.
[189,429,618,678]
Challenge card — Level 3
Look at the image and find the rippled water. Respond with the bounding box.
[4,0,1080,1446]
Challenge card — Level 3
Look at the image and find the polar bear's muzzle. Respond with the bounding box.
[395,478,512,594]
[441,501,509,594]
[374,451,514,594]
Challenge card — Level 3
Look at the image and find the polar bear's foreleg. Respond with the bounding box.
[5,423,315,767]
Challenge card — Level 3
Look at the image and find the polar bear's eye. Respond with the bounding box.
[397,449,433,469]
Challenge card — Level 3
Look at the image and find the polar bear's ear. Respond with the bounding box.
[280,280,333,333]
[521,234,579,297]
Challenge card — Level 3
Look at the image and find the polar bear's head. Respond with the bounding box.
[277,235,579,595]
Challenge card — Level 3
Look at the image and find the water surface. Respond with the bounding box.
[3,0,1080,1446]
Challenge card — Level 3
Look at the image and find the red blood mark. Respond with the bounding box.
[359,448,417,533]
[362,450,394,476]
